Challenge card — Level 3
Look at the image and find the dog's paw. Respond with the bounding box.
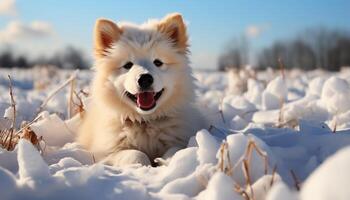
[108,150,151,166]
[154,146,182,166]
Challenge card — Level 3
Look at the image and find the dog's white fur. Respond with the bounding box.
[78,13,205,166]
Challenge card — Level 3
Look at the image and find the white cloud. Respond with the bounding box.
[0,20,54,42]
[0,0,17,16]
[0,0,59,57]
[245,24,270,38]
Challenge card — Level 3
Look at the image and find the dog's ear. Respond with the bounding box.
[158,13,188,52]
[94,19,122,58]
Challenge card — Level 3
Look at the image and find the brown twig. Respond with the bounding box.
[8,75,16,130]
[219,142,225,172]
[278,58,286,80]
[208,125,229,136]
[234,183,250,200]
[21,126,44,152]
[218,141,234,176]
[218,97,226,124]
[332,116,337,133]
[14,114,43,137]
[219,110,226,124]
[242,159,254,199]
[78,89,89,97]
[217,139,270,200]
[277,96,285,127]
[68,78,76,119]
[270,165,278,187]
[92,153,96,163]
[290,170,301,191]
[72,90,85,117]
[245,140,269,175]
[225,142,233,176]
[5,75,17,150]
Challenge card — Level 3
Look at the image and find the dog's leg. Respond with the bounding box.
[102,149,151,166]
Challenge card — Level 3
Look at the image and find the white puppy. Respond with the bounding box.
[78,13,206,166]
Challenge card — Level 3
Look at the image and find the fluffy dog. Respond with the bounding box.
[78,13,205,166]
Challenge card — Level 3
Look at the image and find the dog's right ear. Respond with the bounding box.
[158,13,188,53]
[94,19,122,58]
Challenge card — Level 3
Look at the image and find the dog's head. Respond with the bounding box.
[92,13,195,120]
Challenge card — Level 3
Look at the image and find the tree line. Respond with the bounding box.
[0,46,90,69]
[218,28,350,71]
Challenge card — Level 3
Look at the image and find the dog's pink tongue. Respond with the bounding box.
[137,92,155,109]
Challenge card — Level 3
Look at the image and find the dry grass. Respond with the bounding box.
[68,78,76,119]
[68,82,87,119]
[72,90,86,118]
[277,97,285,127]
[274,58,300,129]
[1,71,82,152]
[0,129,19,151]
[215,139,271,200]
[21,126,45,153]
[218,97,226,125]
[270,165,278,187]
[0,75,18,151]
[332,116,337,133]
[0,76,46,151]
[275,58,287,128]
[218,141,233,176]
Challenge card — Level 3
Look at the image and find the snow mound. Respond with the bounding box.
[301,146,350,200]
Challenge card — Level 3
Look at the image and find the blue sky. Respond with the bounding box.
[0,0,350,69]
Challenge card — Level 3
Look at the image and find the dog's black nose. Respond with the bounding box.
[138,73,153,89]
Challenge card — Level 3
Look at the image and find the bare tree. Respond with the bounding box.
[218,36,249,71]
[301,27,339,69]
[0,46,91,69]
[257,42,289,69]
[256,27,350,71]
[328,36,350,70]
[0,50,14,68]
[290,39,316,70]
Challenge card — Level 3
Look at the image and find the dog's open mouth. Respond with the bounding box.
[126,89,164,111]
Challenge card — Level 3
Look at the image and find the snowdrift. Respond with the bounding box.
[1,68,350,199]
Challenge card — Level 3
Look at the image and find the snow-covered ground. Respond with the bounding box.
[1,67,350,199]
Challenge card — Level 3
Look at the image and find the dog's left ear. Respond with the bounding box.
[158,13,188,52]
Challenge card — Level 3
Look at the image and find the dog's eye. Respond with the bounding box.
[123,61,133,70]
[153,59,163,67]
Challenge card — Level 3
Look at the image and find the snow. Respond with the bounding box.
[30,112,75,146]
[17,139,51,185]
[300,146,350,200]
[196,129,220,165]
[196,172,242,200]
[321,76,350,115]
[262,76,288,110]
[0,167,17,200]
[1,67,350,199]
[266,182,299,200]
[249,174,282,200]
[3,106,15,121]
[224,133,275,185]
